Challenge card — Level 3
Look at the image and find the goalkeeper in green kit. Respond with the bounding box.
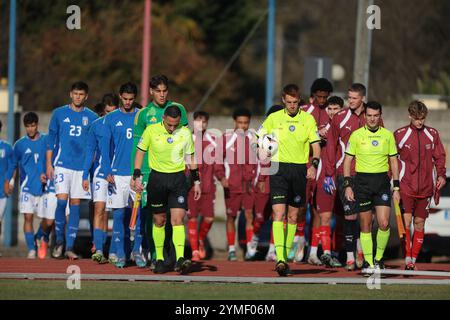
[131,75,189,268]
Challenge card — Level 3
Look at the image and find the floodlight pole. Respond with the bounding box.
[5,0,17,247]
[140,0,152,106]
[265,0,276,111]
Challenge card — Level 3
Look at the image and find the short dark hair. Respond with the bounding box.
[164,105,181,118]
[119,82,138,96]
[23,112,39,125]
[327,96,344,108]
[150,75,169,89]
[94,103,105,116]
[310,78,333,94]
[71,81,89,93]
[232,107,252,120]
[193,111,210,120]
[132,102,143,109]
[348,83,366,97]
[282,84,300,98]
[102,93,119,107]
[365,101,382,114]
[266,104,284,117]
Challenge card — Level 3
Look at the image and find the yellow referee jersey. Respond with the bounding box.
[345,126,398,173]
[257,109,320,164]
[137,122,194,173]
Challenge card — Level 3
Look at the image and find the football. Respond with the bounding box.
[259,134,278,156]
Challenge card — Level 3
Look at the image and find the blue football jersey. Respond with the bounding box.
[0,140,14,198]
[47,105,98,171]
[9,134,47,196]
[45,139,58,193]
[82,117,110,180]
[100,108,137,176]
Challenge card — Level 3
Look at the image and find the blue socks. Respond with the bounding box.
[35,226,44,242]
[102,230,108,245]
[25,232,36,251]
[124,207,132,259]
[112,208,125,259]
[55,199,68,244]
[35,225,50,243]
[93,228,104,253]
[65,204,80,251]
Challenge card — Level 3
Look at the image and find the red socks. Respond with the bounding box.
[227,231,236,247]
[404,228,412,258]
[296,221,305,237]
[199,220,213,242]
[412,230,424,260]
[311,227,320,247]
[188,220,198,251]
[246,228,254,244]
[320,226,331,252]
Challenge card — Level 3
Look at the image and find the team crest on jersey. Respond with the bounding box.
[425,144,432,150]
[167,137,174,144]
[0,149,4,158]
[150,116,157,123]
[372,140,379,146]
[148,108,156,116]
[289,125,296,132]
[82,117,88,126]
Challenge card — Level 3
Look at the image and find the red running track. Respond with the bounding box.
[1,259,450,280]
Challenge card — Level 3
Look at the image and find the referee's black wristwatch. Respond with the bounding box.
[392,180,400,192]
[311,157,320,169]
[133,169,142,180]
[190,168,201,185]
[342,176,353,189]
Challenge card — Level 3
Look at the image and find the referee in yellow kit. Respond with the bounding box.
[132,106,201,274]
[257,84,321,276]
[343,101,400,273]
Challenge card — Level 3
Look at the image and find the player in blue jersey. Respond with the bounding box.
[82,94,119,264]
[34,170,58,259]
[0,120,14,258]
[99,82,140,268]
[46,81,98,260]
[4,113,47,258]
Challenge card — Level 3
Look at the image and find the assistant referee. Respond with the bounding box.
[132,106,201,275]
[343,101,400,272]
[257,84,321,276]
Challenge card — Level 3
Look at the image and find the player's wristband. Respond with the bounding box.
[311,157,320,169]
[343,176,353,189]
[190,168,200,183]
[133,169,142,180]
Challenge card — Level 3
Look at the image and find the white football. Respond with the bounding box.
[259,134,278,156]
